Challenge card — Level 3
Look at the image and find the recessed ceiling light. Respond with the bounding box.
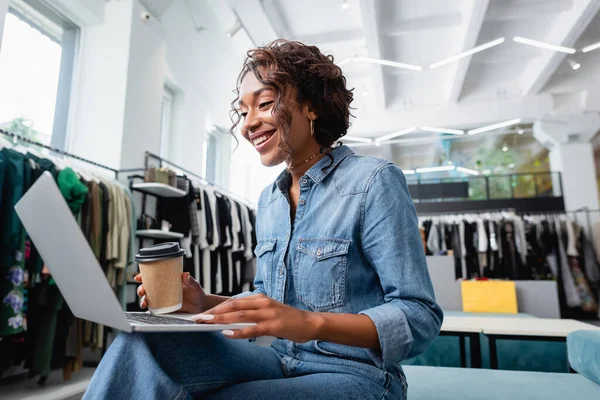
[342,0,349,10]
[227,20,242,38]
[468,118,522,135]
[343,135,372,143]
[420,126,465,135]
[375,127,417,144]
[429,38,505,69]
[508,163,515,169]
[513,36,576,54]
[502,146,508,152]
[582,41,600,53]
[456,167,480,176]
[568,59,581,70]
[415,166,456,173]
[356,56,423,71]
[518,128,524,135]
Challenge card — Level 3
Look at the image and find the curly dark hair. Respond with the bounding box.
[230,39,354,163]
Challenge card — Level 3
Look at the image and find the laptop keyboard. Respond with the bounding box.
[126,313,196,325]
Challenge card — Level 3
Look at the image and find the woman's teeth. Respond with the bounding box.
[253,133,273,147]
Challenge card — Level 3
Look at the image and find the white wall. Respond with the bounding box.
[119,0,165,169]
[68,0,133,168]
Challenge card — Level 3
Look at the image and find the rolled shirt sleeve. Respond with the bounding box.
[358,163,443,369]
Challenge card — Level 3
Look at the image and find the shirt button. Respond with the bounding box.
[301,178,308,185]
[316,248,322,256]
[299,199,306,205]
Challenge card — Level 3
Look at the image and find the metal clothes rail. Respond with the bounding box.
[143,151,256,208]
[0,129,120,177]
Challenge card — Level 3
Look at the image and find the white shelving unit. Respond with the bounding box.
[136,230,184,239]
[132,182,186,198]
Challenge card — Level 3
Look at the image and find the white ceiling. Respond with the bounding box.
[181,0,600,144]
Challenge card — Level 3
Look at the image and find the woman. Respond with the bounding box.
[84,40,442,400]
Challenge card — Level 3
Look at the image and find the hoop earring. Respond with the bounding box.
[310,119,314,137]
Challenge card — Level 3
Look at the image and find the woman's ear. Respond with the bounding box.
[303,103,318,121]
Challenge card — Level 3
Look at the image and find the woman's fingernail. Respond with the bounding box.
[222,330,235,336]
[191,314,214,321]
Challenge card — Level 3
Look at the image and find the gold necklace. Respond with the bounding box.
[288,151,321,170]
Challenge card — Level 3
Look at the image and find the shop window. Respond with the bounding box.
[0,0,78,149]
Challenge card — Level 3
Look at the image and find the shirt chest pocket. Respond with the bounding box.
[295,238,351,311]
[254,239,277,295]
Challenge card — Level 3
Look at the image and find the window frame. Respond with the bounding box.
[3,0,80,150]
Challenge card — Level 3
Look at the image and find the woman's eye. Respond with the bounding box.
[259,101,274,109]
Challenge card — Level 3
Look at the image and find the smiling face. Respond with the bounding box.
[238,70,318,168]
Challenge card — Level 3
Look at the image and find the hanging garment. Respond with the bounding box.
[426,221,440,255]
[556,219,582,308]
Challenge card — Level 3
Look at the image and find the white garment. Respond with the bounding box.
[242,205,254,261]
[488,221,498,251]
[477,219,488,253]
[202,248,211,294]
[230,201,242,252]
[565,220,579,257]
[426,222,440,254]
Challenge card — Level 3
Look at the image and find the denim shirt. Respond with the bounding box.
[243,144,443,371]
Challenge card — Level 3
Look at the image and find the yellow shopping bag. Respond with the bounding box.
[461,280,518,314]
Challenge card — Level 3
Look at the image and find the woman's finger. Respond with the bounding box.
[191,309,274,324]
[222,324,267,340]
[134,274,142,283]
[139,295,147,309]
[137,285,146,297]
[203,296,270,316]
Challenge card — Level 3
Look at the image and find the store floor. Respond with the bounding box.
[0,367,95,400]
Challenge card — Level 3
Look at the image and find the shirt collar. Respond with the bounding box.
[275,144,354,192]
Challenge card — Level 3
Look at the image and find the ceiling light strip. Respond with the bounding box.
[375,127,417,143]
[420,126,465,135]
[582,41,600,53]
[357,56,423,71]
[513,36,576,54]
[468,118,522,136]
[402,169,416,175]
[415,166,456,173]
[456,167,480,176]
[429,37,505,69]
[343,135,372,143]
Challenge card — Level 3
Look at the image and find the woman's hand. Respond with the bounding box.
[191,294,321,343]
[136,272,206,315]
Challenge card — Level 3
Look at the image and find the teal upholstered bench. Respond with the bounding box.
[403,329,600,400]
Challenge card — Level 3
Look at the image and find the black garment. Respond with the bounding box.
[499,221,522,280]
[156,177,193,235]
[452,223,462,280]
[98,182,110,272]
[203,191,214,245]
[462,222,479,279]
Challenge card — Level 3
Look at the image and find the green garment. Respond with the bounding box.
[29,168,88,378]
[0,149,25,336]
[57,168,89,215]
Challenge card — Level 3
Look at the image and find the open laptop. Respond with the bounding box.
[15,171,254,333]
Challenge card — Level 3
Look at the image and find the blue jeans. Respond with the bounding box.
[83,332,406,399]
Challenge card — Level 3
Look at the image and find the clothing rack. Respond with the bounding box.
[0,129,120,178]
[143,151,255,208]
